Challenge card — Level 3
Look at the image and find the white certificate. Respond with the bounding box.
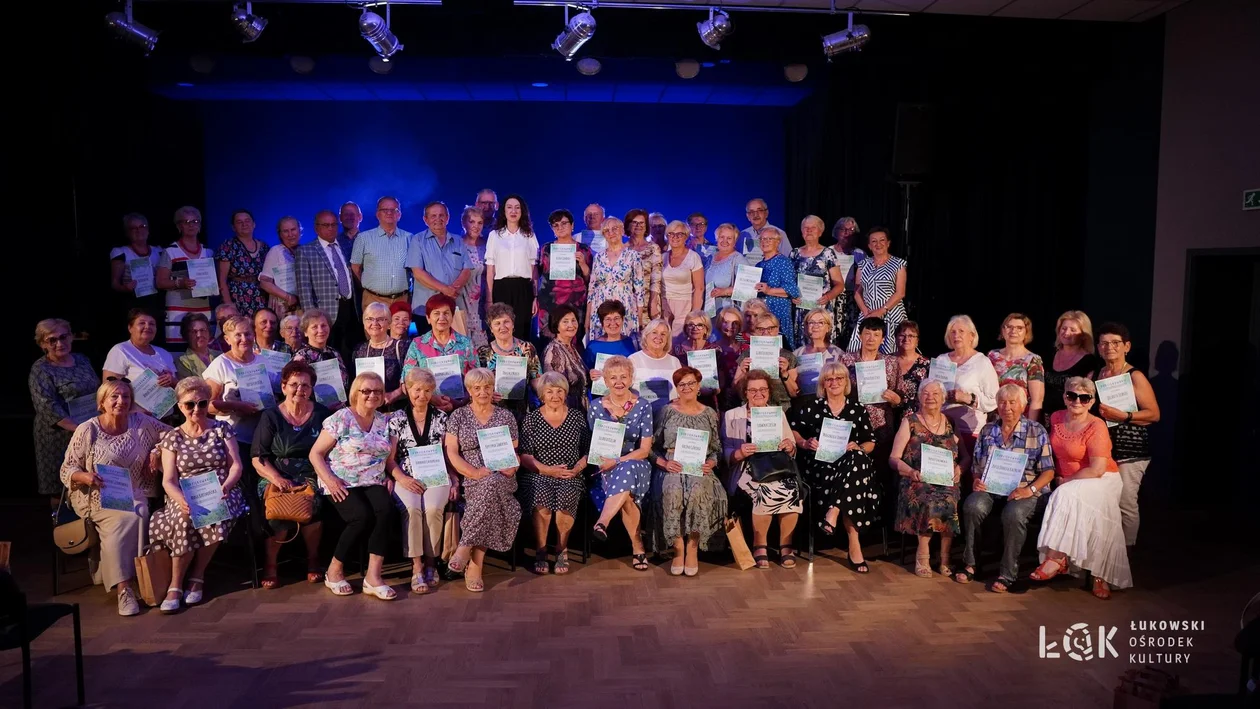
[310,359,346,405]
[405,444,450,489]
[186,258,219,298]
[731,264,763,303]
[928,360,957,392]
[984,449,1029,497]
[129,258,157,297]
[476,425,518,471]
[687,349,718,390]
[95,464,135,512]
[673,427,709,476]
[797,274,825,310]
[750,406,782,452]
[796,352,825,396]
[1094,373,1138,428]
[355,356,386,383]
[587,419,627,466]
[836,254,855,281]
[590,353,612,397]
[855,360,888,405]
[703,281,716,317]
[255,348,292,377]
[67,394,98,425]
[179,472,230,529]
[549,243,577,281]
[237,363,276,409]
[424,354,465,400]
[132,369,176,419]
[749,336,781,376]
[272,262,296,294]
[494,355,528,400]
[919,444,955,487]
[815,418,853,464]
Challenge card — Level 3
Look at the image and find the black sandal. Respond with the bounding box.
[592,522,609,542]
[953,566,975,584]
[780,547,798,569]
[849,558,870,574]
[752,545,769,569]
[631,553,649,571]
[821,520,837,536]
[988,577,1013,593]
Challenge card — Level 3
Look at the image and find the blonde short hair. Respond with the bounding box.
[713,222,740,241]
[754,312,780,330]
[757,227,785,245]
[717,306,743,331]
[642,318,670,340]
[363,301,391,323]
[801,214,826,233]
[816,360,850,398]
[601,355,634,380]
[682,309,711,340]
[221,315,252,336]
[1064,376,1096,396]
[601,216,624,234]
[35,318,71,348]
[996,383,1029,408]
[348,372,385,407]
[742,299,769,318]
[802,307,833,336]
[463,367,494,390]
[175,376,211,402]
[96,378,133,414]
[944,314,979,349]
[665,219,688,235]
[534,371,570,398]
[300,308,330,335]
[1000,313,1034,345]
[403,367,436,390]
[1055,310,1095,353]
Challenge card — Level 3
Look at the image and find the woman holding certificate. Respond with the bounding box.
[175,314,217,381]
[519,372,590,575]
[628,319,682,418]
[671,310,724,411]
[585,300,639,395]
[733,313,799,410]
[789,216,846,348]
[387,368,455,594]
[537,209,592,342]
[646,367,726,577]
[109,213,165,336]
[204,316,274,449]
[354,302,407,412]
[839,317,901,447]
[102,310,178,411]
[155,205,214,346]
[889,380,961,578]
[752,229,801,349]
[789,362,878,573]
[1032,377,1131,600]
[723,370,800,569]
[258,216,301,317]
[933,315,999,466]
[60,378,170,616]
[292,309,349,407]
[309,372,402,600]
[251,360,332,590]
[661,221,704,338]
[400,294,479,412]
[586,218,647,340]
[587,355,655,572]
[151,377,248,613]
[477,302,543,421]
[444,368,523,591]
[30,318,100,505]
[891,321,931,420]
[703,224,753,323]
[542,305,589,410]
[846,227,906,354]
[1091,322,1160,548]
[792,308,845,410]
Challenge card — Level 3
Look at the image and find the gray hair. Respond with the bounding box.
[362,301,391,323]
[996,383,1029,408]
[175,376,211,402]
[801,214,825,233]
[300,308,330,334]
[35,318,71,348]
[601,216,624,234]
[534,371,570,398]
[348,372,385,407]
[919,379,947,401]
[945,314,979,349]
[173,205,201,224]
[122,212,148,229]
[404,367,437,390]
[464,367,494,390]
[1064,376,1096,397]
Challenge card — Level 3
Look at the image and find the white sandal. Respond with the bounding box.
[324,577,353,596]
[410,574,429,595]
[184,577,205,605]
[362,581,397,600]
[159,588,183,614]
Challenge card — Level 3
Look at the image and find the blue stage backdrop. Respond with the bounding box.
[200,101,786,250]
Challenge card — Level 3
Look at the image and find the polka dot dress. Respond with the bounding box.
[150,422,248,556]
[519,407,590,515]
[587,397,654,509]
[789,397,880,529]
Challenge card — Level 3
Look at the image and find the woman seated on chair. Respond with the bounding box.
[723,369,801,570]
[309,372,402,601]
[250,360,331,590]
[60,378,170,616]
[444,367,523,591]
[519,372,590,575]
[889,379,961,579]
[1030,377,1132,600]
[387,367,456,595]
[789,361,878,574]
[586,355,654,572]
[150,377,248,614]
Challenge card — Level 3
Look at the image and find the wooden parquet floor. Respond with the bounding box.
[1,501,1255,709]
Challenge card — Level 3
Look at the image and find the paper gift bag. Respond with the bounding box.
[440,507,462,563]
[724,517,756,571]
[134,545,172,607]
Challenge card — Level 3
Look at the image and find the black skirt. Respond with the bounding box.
[492,276,534,341]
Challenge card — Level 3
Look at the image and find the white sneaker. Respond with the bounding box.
[117,586,140,617]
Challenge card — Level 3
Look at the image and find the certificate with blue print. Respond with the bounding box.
[983,449,1029,497]
[476,426,519,471]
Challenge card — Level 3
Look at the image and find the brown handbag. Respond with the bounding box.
[264,483,316,524]
[134,544,173,607]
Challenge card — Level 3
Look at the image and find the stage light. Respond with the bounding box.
[230,3,268,43]
[552,10,596,61]
[822,13,870,59]
[104,0,159,56]
[697,8,732,50]
[576,57,601,76]
[676,59,700,80]
[290,56,315,75]
[361,7,403,61]
[369,56,393,75]
[784,64,808,82]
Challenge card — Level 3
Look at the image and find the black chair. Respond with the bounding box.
[0,569,86,709]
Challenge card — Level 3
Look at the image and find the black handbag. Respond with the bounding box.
[746,451,797,484]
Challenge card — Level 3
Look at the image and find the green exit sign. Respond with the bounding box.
[1246,189,1260,211]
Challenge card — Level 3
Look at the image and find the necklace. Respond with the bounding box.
[919,413,946,435]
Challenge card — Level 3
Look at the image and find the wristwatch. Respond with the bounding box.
[1026,483,1039,494]
[1124,412,1133,424]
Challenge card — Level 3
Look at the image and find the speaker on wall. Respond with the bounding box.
[892,103,937,178]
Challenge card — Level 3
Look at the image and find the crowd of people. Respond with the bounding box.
[30,190,1159,616]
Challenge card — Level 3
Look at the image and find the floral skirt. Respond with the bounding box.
[645,470,728,553]
[894,477,959,535]
[459,472,521,552]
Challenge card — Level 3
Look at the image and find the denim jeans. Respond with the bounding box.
[961,491,1042,582]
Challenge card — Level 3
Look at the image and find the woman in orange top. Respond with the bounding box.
[1031,377,1131,599]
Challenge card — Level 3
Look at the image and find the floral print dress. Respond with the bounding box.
[755,255,801,349]
[319,408,392,490]
[538,241,593,340]
[216,237,268,318]
[987,349,1045,401]
[790,245,843,347]
[458,238,488,348]
[151,422,249,556]
[894,414,960,536]
[30,353,100,495]
[629,240,663,323]
[587,397,654,510]
[477,339,543,421]
[447,405,521,552]
[588,248,646,339]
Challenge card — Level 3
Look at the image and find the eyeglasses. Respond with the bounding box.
[690,221,707,227]
[365,317,389,324]
[746,208,768,215]
[745,387,770,395]
[127,224,149,231]
[1064,392,1094,404]
[896,333,918,340]
[180,399,210,411]
[807,320,827,327]
[360,389,384,396]
[667,231,689,239]
[105,376,131,383]
[1097,339,1127,349]
[676,380,699,389]
[754,327,778,335]
[178,219,201,225]
[551,219,572,227]
[315,222,338,228]
[823,376,847,383]
[44,334,71,344]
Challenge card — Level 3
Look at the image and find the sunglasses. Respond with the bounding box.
[180,399,210,411]
[105,376,131,383]
[1064,392,1094,404]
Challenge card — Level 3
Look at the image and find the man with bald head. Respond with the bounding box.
[579,202,607,253]
[736,197,791,258]
[351,195,414,311]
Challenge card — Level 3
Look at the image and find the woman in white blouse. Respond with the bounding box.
[661,221,704,338]
[259,216,302,316]
[203,315,274,449]
[932,315,998,466]
[628,319,681,418]
[484,194,540,342]
[103,309,178,404]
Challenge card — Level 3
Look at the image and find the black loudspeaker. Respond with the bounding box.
[892,103,937,177]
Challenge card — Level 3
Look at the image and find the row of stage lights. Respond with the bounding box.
[106,1,871,68]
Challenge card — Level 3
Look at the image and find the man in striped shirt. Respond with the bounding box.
[350,195,414,310]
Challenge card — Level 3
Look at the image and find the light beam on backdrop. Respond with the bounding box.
[360,5,404,61]
[230,2,268,43]
[821,12,870,59]
[552,7,596,61]
[576,56,602,75]
[104,0,159,56]
[696,8,732,50]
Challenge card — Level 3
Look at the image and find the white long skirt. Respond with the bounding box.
[1037,473,1133,589]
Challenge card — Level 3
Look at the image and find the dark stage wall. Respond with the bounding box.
[199,101,786,250]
